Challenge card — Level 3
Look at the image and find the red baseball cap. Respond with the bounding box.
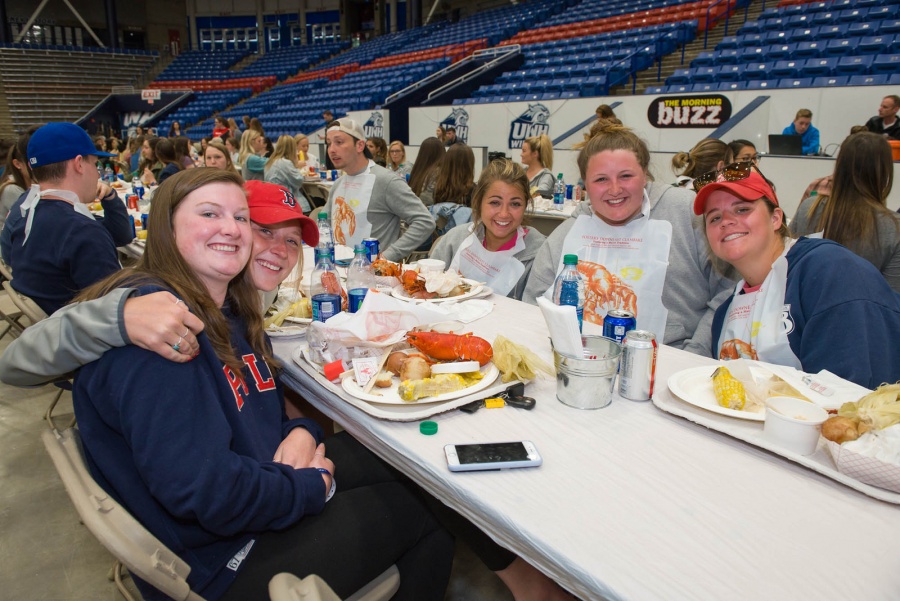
[693,170,779,215]
[244,180,319,247]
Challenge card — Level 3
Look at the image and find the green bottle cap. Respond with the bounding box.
[420,421,438,436]
[563,254,578,265]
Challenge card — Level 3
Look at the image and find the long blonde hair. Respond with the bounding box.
[266,135,298,169]
[471,159,532,228]
[671,138,733,180]
[523,134,553,170]
[238,129,262,167]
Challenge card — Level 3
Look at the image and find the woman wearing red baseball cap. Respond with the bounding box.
[694,163,900,388]
[0,179,318,380]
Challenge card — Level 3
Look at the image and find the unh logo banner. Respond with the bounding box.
[363,111,384,139]
[440,108,469,144]
[508,103,550,149]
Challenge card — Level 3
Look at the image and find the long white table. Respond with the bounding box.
[273,289,899,600]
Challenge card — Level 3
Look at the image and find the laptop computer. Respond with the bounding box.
[768,134,803,156]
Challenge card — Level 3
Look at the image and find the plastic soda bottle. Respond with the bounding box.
[347,244,374,313]
[552,254,585,332]
[553,173,566,208]
[316,211,335,263]
[310,248,342,322]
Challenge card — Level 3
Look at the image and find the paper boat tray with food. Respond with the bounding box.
[657,359,900,504]
[293,290,550,421]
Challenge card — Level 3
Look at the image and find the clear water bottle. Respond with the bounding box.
[316,211,335,263]
[553,173,566,208]
[310,248,343,323]
[346,243,374,313]
[552,254,584,333]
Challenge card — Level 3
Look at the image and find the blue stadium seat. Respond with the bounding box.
[559,91,579,100]
[717,49,741,64]
[745,80,776,90]
[716,65,743,81]
[794,41,826,58]
[771,59,803,78]
[777,77,814,88]
[817,24,849,39]
[803,57,838,76]
[691,83,717,93]
[859,35,892,54]
[849,21,879,37]
[742,62,771,80]
[717,36,739,49]
[811,11,838,26]
[865,6,894,20]
[872,53,900,73]
[644,86,666,95]
[691,51,716,67]
[665,84,692,93]
[737,20,763,35]
[768,44,797,60]
[803,1,830,13]
[881,20,900,34]
[812,75,850,87]
[761,17,789,31]
[848,74,889,85]
[836,54,875,74]
[839,8,867,22]
[788,28,816,44]
[690,67,717,83]
[717,81,747,91]
[541,92,561,100]
[890,73,900,85]
[741,33,766,48]
[787,14,814,29]
[739,47,766,63]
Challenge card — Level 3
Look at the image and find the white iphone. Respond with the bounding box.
[444,441,542,472]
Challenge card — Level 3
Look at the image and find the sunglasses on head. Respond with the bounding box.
[692,161,759,193]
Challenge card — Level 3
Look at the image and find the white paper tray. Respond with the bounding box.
[291,345,519,422]
[653,391,900,505]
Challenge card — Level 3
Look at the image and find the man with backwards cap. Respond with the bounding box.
[323,118,435,262]
[1,122,134,315]
[1,124,133,265]
[0,180,320,387]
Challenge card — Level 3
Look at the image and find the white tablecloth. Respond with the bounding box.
[274,289,900,601]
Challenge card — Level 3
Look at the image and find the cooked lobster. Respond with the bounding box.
[406,331,493,366]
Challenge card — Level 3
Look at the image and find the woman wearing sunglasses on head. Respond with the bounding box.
[695,165,900,389]
[523,123,735,356]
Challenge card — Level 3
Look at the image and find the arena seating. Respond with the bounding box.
[655,0,899,91]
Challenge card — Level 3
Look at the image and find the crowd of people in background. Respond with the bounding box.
[0,89,898,601]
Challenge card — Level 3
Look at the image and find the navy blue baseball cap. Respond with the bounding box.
[27,122,116,168]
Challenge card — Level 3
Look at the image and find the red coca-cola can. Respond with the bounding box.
[126,194,139,210]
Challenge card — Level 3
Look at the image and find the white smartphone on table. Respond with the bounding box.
[444,441,542,472]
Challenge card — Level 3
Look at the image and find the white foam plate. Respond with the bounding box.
[342,362,498,405]
[667,365,765,422]
[390,278,483,303]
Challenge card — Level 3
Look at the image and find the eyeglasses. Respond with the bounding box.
[692,161,757,193]
[737,153,761,163]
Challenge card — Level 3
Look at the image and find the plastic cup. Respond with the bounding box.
[763,396,829,456]
[417,258,445,273]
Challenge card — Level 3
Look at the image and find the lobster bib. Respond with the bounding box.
[543,192,672,340]
[330,162,376,247]
[450,224,526,297]
[716,238,802,369]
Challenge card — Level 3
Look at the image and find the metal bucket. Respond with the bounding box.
[552,336,622,410]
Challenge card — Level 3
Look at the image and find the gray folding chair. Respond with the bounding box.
[268,565,400,601]
[43,427,205,601]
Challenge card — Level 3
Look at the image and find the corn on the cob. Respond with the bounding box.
[712,366,746,410]
[398,372,483,402]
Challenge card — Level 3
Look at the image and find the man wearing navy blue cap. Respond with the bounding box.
[2,122,125,315]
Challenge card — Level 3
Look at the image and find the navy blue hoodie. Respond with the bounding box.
[712,237,900,389]
[74,290,325,600]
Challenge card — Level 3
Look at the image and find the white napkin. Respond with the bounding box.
[537,296,582,357]
[431,299,494,324]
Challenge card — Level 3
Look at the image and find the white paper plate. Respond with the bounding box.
[667,365,766,422]
[390,278,484,303]
[342,362,499,405]
[266,325,308,338]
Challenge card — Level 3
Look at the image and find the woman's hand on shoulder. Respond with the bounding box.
[123,291,205,363]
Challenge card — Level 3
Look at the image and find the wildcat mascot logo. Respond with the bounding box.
[508,103,550,149]
[440,108,469,144]
[364,111,384,138]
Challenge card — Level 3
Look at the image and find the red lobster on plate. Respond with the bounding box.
[406,331,493,366]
